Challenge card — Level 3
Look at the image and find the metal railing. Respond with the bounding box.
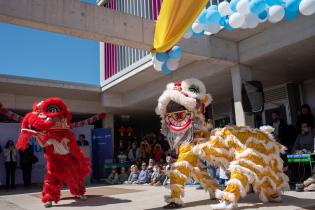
[102,0,162,80]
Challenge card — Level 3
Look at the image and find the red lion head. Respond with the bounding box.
[16,98,72,150]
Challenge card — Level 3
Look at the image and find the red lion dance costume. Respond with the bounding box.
[16,98,91,208]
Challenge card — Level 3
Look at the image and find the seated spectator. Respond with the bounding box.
[304,168,315,191]
[77,134,89,146]
[147,158,155,180]
[128,142,140,163]
[105,168,119,185]
[118,167,129,184]
[134,162,149,184]
[165,156,173,171]
[127,165,139,184]
[117,151,127,163]
[152,144,164,162]
[150,165,165,186]
[139,140,151,163]
[161,165,170,186]
[293,122,315,154]
[296,104,315,131]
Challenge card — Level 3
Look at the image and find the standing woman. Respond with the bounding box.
[4,140,17,189]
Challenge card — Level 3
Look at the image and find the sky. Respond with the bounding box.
[0,0,100,85]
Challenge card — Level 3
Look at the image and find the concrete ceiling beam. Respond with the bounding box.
[239,15,315,64]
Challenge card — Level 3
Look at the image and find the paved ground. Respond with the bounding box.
[0,184,314,210]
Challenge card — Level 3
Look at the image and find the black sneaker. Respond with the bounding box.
[163,202,182,209]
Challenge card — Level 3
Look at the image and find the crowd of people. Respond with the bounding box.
[105,156,173,186]
[115,133,172,166]
[0,140,37,189]
[270,104,315,190]
[1,104,315,191]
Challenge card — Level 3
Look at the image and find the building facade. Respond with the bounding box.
[97,0,315,129]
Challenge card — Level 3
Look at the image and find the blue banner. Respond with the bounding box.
[91,128,113,180]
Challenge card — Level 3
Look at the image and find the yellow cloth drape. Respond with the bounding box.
[152,0,208,53]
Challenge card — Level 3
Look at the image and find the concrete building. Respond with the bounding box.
[0,0,315,145]
[97,0,315,132]
[0,74,104,120]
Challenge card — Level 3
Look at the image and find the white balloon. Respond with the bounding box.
[204,23,221,34]
[299,0,315,16]
[183,30,193,39]
[268,5,285,23]
[229,13,245,28]
[244,13,260,28]
[192,22,204,33]
[218,1,233,16]
[166,59,179,71]
[153,59,163,71]
[237,0,250,15]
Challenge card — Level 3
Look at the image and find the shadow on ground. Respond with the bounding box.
[55,195,131,207]
[0,185,42,196]
[145,194,315,210]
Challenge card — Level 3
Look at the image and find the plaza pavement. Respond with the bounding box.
[0,184,314,210]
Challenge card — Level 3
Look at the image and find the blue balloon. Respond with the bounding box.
[258,10,268,20]
[168,46,182,60]
[265,0,284,5]
[284,7,299,20]
[230,0,240,12]
[162,63,172,75]
[219,16,226,26]
[198,9,208,24]
[285,0,301,12]
[249,0,266,14]
[156,52,169,62]
[206,9,221,24]
[193,30,205,37]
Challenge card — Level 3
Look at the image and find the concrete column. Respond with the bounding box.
[102,113,114,129]
[231,65,255,127]
[102,113,115,151]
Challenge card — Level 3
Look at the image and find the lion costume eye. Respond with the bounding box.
[47,105,60,113]
[188,84,200,94]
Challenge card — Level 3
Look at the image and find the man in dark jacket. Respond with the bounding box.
[19,144,36,187]
[270,111,287,144]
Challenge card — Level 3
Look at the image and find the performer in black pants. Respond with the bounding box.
[4,140,17,189]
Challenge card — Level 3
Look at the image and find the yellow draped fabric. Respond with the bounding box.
[152,0,208,53]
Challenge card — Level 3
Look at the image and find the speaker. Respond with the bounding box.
[242,81,264,113]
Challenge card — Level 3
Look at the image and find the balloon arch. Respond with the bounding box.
[151,0,315,74]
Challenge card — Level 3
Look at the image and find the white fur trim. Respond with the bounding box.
[259,126,275,134]
[156,90,196,115]
[215,190,236,203]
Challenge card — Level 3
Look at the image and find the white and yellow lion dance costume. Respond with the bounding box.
[156,78,289,209]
